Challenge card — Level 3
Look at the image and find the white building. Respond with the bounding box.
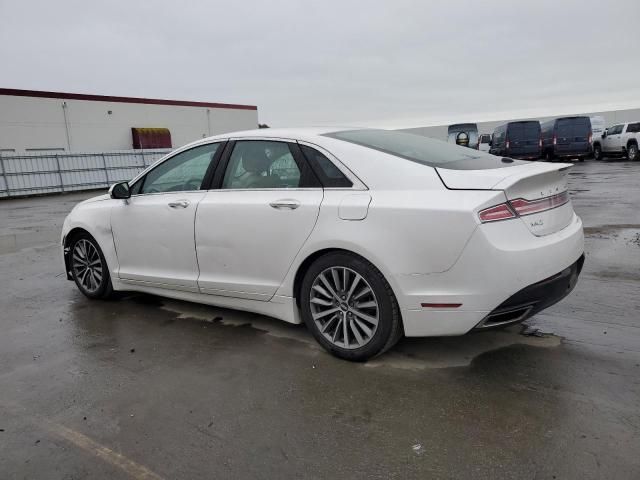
[0,88,259,153]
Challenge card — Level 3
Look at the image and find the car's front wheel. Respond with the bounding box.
[300,252,403,361]
[593,144,602,160]
[69,233,113,299]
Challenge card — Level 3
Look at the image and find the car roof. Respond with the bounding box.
[200,126,358,143]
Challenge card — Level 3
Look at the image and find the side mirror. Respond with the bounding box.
[109,181,131,199]
[602,130,607,138]
[489,140,493,147]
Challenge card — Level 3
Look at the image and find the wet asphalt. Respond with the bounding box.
[0,158,639,479]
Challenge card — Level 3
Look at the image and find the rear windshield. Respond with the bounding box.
[557,117,591,137]
[323,129,527,170]
[479,134,491,143]
[508,122,540,140]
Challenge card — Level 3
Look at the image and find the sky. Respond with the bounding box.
[1,0,639,128]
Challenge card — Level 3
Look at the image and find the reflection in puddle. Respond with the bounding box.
[160,299,561,371]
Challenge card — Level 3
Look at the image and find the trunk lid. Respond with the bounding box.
[437,162,574,236]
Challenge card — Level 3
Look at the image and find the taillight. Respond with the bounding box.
[478,191,570,223]
[553,135,557,146]
[539,137,542,148]
[509,191,570,216]
[505,138,510,150]
[478,203,516,223]
[588,131,592,144]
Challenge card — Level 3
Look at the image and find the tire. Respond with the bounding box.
[69,232,114,299]
[593,144,602,160]
[544,150,554,162]
[627,143,638,161]
[300,252,403,362]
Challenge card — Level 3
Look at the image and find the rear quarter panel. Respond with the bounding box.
[276,182,504,299]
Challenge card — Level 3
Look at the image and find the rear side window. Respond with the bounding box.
[626,123,640,133]
[300,145,352,187]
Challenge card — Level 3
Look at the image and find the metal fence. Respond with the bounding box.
[0,149,171,198]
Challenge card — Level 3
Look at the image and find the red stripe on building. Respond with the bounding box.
[0,88,257,111]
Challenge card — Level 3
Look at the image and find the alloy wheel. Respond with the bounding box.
[309,267,379,349]
[72,239,103,293]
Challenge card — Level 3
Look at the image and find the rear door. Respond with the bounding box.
[195,139,323,300]
[555,118,590,156]
[507,122,540,158]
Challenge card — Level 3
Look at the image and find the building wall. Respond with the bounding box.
[398,107,640,141]
[0,93,259,153]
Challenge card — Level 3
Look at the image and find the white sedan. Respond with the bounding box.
[62,128,584,361]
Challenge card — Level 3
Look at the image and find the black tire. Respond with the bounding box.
[69,232,114,299]
[593,144,602,160]
[544,150,554,162]
[300,252,403,361]
[627,143,638,161]
[578,157,585,162]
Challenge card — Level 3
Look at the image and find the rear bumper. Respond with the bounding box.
[397,213,584,337]
[554,147,592,157]
[473,254,584,329]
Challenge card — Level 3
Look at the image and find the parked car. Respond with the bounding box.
[478,134,492,152]
[62,128,584,361]
[592,121,640,161]
[541,116,592,161]
[448,123,479,149]
[489,121,541,160]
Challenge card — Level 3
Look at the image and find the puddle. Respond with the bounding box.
[160,299,561,371]
[160,300,319,348]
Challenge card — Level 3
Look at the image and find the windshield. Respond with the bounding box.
[324,129,527,170]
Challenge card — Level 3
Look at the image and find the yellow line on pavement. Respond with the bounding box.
[44,421,165,480]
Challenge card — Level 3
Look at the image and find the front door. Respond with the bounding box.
[195,140,322,300]
[111,142,222,290]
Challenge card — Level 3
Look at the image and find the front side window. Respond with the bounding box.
[609,125,623,135]
[222,141,302,189]
[140,143,219,194]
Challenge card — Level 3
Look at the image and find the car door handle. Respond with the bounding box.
[168,200,190,208]
[269,200,300,210]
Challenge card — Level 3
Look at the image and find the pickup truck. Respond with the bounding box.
[593,121,640,161]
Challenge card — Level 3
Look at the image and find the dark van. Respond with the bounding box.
[490,121,541,160]
[541,116,592,161]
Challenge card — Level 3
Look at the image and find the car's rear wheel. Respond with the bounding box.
[300,252,402,361]
[69,233,113,299]
[627,143,638,161]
